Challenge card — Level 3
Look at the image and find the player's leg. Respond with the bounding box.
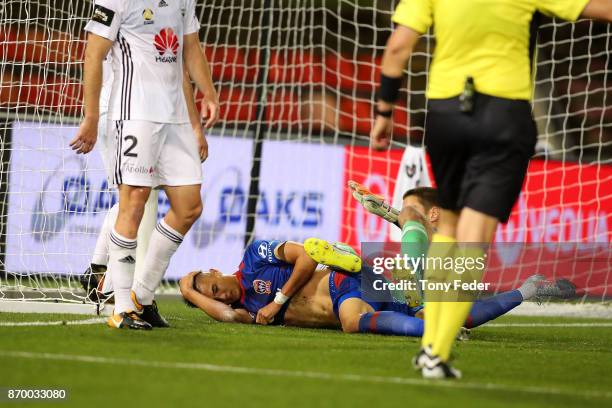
[339,297,424,336]
[108,185,150,316]
[106,120,160,330]
[465,275,576,329]
[338,298,374,333]
[132,122,203,325]
[417,109,466,377]
[80,113,116,302]
[83,191,158,301]
[419,210,458,350]
[304,238,361,273]
[82,203,119,300]
[132,184,201,327]
[430,209,495,365]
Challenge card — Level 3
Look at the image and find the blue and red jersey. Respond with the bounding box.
[233,240,294,315]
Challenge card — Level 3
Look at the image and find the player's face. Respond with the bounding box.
[196,269,242,304]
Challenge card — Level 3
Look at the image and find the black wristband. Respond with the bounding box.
[378,73,402,104]
[374,106,393,118]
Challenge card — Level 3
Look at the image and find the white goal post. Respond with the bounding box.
[0,1,610,315]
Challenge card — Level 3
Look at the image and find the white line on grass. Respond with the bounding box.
[4,319,611,329]
[0,318,106,327]
[486,323,612,328]
[0,350,610,400]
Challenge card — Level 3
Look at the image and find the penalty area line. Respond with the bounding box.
[0,350,610,400]
[0,318,106,327]
[486,323,612,328]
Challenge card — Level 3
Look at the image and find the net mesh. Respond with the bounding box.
[0,0,610,310]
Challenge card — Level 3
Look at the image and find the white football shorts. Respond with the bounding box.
[109,120,202,187]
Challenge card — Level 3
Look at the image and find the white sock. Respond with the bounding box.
[91,203,119,266]
[99,193,158,295]
[133,190,159,285]
[518,279,538,300]
[132,219,184,305]
[108,228,137,314]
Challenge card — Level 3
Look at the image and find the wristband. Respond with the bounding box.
[374,106,393,118]
[274,289,290,305]
[378,73,402,104]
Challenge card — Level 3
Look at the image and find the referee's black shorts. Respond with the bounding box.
[425,93,537,223]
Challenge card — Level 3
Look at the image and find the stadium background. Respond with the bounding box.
[0,0,611,299]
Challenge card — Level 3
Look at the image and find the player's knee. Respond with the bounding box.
[340,315,360,333]
[119,188,150,220]
[180,199,203,226]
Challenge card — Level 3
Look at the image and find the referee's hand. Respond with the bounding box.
[370,115,393,150]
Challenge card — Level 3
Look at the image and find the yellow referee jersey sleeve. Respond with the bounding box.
[391,0,590,100]
[392,0,433,34]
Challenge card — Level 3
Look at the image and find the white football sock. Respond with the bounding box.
[91,203,119,266]
[518,278,538,300]
[108,228,137,314]
[133,190,159,292]
[99,193,158,295]
[132,218,183,305]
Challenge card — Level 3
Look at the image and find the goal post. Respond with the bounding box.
[0,1,610,316]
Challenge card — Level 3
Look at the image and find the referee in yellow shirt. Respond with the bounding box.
[371,0,611,379]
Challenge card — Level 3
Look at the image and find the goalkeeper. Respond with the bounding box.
[369,0,612,379]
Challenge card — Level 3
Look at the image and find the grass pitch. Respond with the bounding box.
[0,298,611,408]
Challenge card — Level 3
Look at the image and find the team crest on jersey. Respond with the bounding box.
[143,8,155,25]
[159,0,169,7]
[154,28,179,63]
[405,164,416,178]
[253,279,272,295]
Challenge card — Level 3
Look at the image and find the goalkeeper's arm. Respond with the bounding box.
[398,206,431,295]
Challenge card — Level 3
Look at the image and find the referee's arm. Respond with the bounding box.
[581,0,612,20]
[371,26,421,150]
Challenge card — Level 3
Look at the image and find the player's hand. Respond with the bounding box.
[201,93,220,129]
[194,126,209,162]
[70,116,98,154]
[179,271,200,295]
[370,116,393,150]
[256,301,282,325]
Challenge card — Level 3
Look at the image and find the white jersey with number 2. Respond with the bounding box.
[84,0,199,123]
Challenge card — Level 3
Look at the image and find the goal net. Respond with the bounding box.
[0,0,610,315]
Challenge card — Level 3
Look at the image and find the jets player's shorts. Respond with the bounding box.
[328,271,422,318]
[110,120,202,187]
[425,93,536,223]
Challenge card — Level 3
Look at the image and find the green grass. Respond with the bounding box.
[0,299,611,408]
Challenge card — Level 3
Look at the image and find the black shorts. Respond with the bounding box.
[425,93,537,223]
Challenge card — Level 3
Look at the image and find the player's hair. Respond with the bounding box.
[182,271,203,308]
[402,187,439,212]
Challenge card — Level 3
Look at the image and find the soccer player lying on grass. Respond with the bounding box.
[179,238,574,335]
